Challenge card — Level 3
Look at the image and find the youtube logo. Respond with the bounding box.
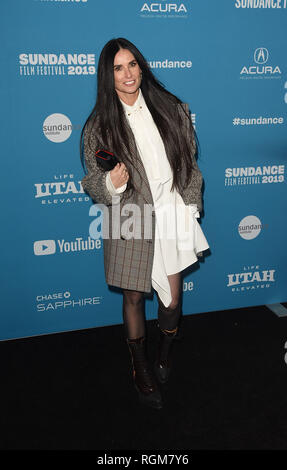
[34,240,56,256]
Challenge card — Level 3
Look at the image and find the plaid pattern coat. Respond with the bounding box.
[81,103,204,293]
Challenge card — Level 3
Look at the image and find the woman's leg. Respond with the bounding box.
[167,272,182,309]
[123,288,162,408]
[122,289,146,340]
[157,272,182,331]
[154,272,182,384]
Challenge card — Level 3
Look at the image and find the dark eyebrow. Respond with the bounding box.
[113,59,137,69]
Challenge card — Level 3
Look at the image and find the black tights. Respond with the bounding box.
[122,272,182,340]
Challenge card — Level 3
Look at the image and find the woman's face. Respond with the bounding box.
[113,48,142,104]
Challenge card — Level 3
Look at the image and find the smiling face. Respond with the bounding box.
[113,48,142,105]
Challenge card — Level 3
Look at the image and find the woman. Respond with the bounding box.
[80,38,209,410]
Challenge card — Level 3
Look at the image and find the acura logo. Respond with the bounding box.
[254,48,269,64]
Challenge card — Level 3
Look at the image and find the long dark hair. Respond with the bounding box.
[80,37,199,195]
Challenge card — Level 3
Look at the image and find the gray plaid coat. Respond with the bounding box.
[81,103,204,293]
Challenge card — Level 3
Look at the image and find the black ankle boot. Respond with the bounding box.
[154,326,178,384]
[127,336,163,409]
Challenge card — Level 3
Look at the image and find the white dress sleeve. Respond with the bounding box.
[190,204,200,218]
[105,171,127,196]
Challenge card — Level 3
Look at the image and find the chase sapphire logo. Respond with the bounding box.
[254,48,269,64]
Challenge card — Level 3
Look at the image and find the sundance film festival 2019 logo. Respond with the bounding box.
[240,48,281,79]
[227,264,275,293]
[140,1,189,18]
[235,0,287,8]
[224,164,285,186]
[18,53,96,77]
[34,0,88,3]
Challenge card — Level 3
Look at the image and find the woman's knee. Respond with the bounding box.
[123,289,144,306]
[167,297,180,310]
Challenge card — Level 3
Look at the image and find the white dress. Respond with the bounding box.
[106,89,209,307]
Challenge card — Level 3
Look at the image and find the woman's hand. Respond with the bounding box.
[110,162,129,189]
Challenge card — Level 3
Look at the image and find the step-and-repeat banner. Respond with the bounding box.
[1,1,286,340]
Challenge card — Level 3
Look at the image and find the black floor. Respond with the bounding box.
[1,304,287,450]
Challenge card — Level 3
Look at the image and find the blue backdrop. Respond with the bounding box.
[1,0,286,341]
